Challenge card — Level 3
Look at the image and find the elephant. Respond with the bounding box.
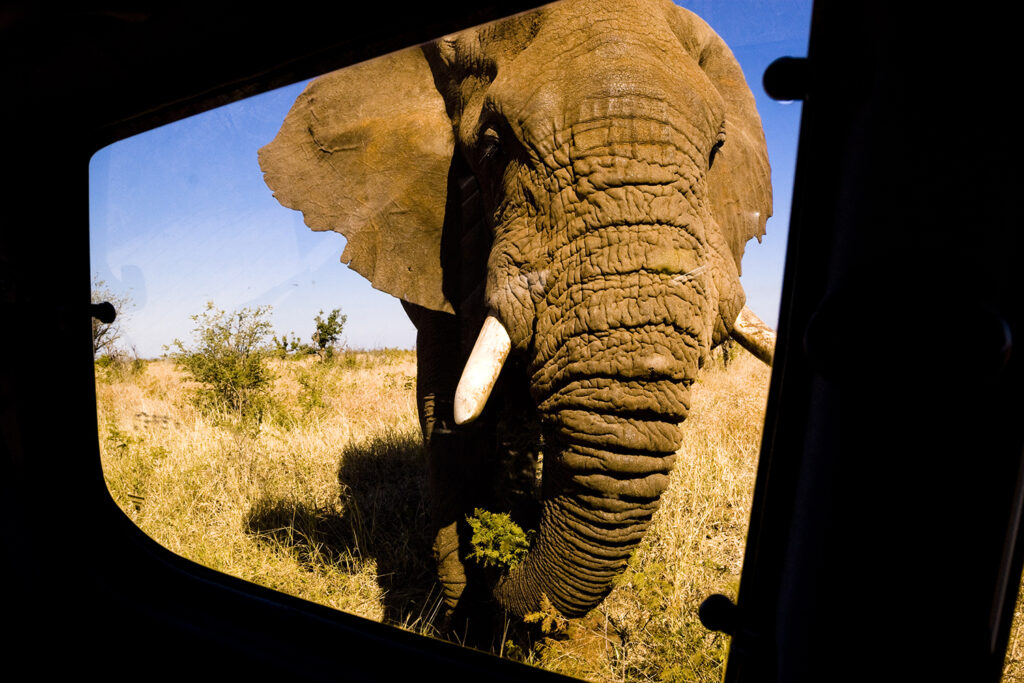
[258,0,777,624]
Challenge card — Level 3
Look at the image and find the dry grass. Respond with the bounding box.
[96,351,423,621]
[95,347,1024,681]
[1005,596,1024,681]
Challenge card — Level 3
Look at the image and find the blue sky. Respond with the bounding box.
[89,0,813,358]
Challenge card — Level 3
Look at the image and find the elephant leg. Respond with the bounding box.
[402,302,497,619]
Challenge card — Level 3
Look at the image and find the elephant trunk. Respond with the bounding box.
[492,414,686,616]
[490,219,707,617]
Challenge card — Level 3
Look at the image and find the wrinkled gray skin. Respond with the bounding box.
[259,0,771,620]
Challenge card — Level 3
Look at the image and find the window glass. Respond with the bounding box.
[90,1,814,678]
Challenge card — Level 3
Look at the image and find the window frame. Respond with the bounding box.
[4,3,1022,681]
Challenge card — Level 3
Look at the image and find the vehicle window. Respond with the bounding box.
[90,1,815,679]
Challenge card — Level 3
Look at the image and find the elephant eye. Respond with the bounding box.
[709,136,725,169]
[479,127,504,164]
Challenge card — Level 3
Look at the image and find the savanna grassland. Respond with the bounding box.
[94,347,1024,681]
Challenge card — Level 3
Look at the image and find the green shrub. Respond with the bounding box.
[272,331,315,359]
[312,308,346,360]
[466,508,531,570]
[105,423,141,456]
[296,367,329,414]
[95,350,146,383]
[168,302,275,424]
[272,332,296,359]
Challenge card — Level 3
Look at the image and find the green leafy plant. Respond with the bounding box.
[312,308,347,360]
[466,508,531,570]
[167,302,275,424]
[272,331,316,358]
[296,367,329,414]
[95,350,146,383]
[105,423,141,456]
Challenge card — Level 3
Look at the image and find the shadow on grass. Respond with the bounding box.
[244,430,442,633]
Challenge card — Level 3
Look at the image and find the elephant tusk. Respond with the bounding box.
[731,305,776,367]
[454,315,512,425]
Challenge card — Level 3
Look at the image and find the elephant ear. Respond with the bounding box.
[259,46,456,313]
[664,4,773,274]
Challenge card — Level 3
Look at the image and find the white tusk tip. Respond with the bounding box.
[453,400,478,426]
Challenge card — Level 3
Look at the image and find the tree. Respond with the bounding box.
[311,308,347,360]
[168,302,275,423]
[91,275,134,358]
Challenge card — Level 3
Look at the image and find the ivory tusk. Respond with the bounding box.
[731,305,776,367]
[453,315,512,425]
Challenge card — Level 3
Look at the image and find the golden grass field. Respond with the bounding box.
[94,347,1024,681]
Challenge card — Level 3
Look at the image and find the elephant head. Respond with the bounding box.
[259,0,774,620]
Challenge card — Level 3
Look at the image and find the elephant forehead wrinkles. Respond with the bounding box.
[529,109,711,179]
[483,21,719,177]
[567,99,713,161]
[572,155,690,193]
[542,274,706,336]
[542,227,703,296]
[575,240,702,284]
[542,256,708,317]
[575,185,704,234]
[488,6,721,149]
[540,146,689,196]
[573,160,704,208]
[543,184,707,250]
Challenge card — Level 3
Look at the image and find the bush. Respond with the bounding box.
[296,366,329,415]
[312,308,346,360]
[466,508,531,570]
[168,302,275,424]
[95,350,146,383]
[272,331,316,359]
